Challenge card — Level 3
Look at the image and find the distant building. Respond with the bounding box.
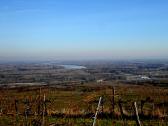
[97,79,104,83]
[126,75,151,81]
[140,76,150,80]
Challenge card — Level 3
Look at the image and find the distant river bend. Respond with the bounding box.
[60,65,86,69]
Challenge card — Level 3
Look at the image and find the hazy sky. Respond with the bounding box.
[0,0,168,61]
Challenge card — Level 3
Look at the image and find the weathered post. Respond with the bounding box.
[140,100,145,115]
[133,102,141,126]
[92,97,102,126]
[100,97,104,114]
[37,97,41,115]
[15,99,19,126]
[24,99,30,126]
[37,88,42,115]
[15,99,18,115]
[118,99,124,118]
[111,86,115,114]
[42,94,46,126]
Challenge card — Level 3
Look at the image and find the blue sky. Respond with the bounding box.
[0,0,168,61]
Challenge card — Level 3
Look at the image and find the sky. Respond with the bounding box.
[0,0,168,61]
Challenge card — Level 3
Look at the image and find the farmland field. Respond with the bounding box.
[0,81,168,126]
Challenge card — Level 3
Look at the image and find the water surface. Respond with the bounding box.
[60,65,86,69]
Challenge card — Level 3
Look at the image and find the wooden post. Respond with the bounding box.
[140,100,145,115]
[24,99,29,126]
[37,88,42,115]
[118,99,124,118]
[15,99,19,126]
[42,94,46,126]
[100,96,104,115]
[92,97,102,126]
[37,95,41,115]
[111,86,115,114]
[15,99,18,115]
[133,102,141,126]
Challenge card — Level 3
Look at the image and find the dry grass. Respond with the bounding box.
[0,81,168,125]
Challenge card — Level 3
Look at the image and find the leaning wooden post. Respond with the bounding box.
[24,99,29,126]
[118,99,124,118]
[140,100,145,115]
[15,99,19,126]
[37,87,42,115]
[133,102,141,126]
[15,99,19,116]
[100,97,104,114]
[42,94,46,126]
[92,97,102,126]
[111,86,115,114]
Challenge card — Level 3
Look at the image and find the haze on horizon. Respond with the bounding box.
[0,0,168,61]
